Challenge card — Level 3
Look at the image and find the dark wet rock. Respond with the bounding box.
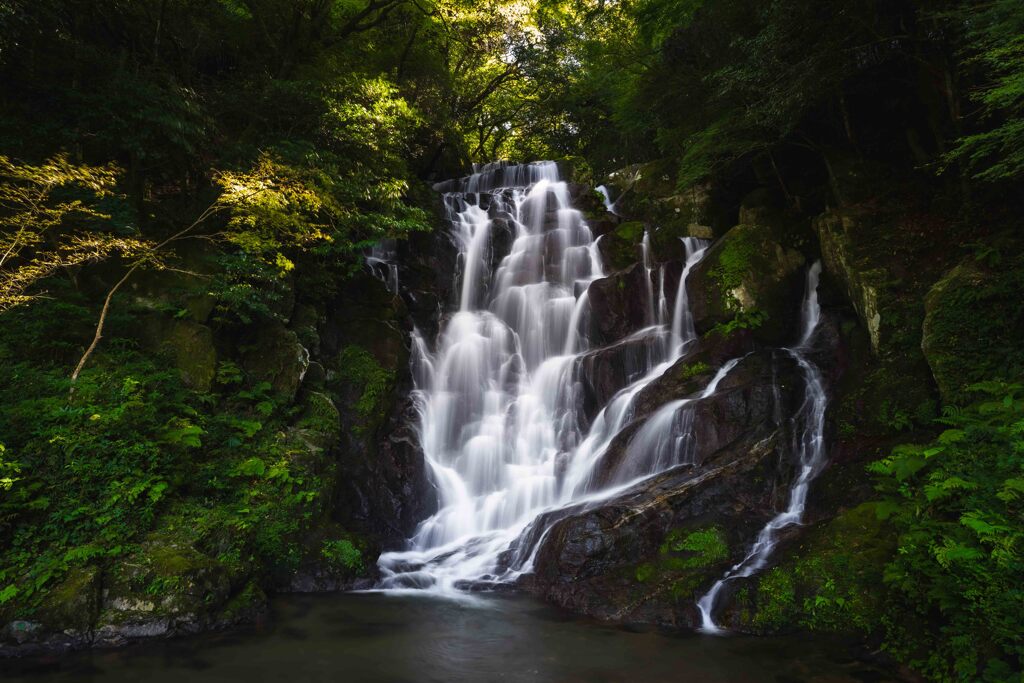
[586,261,684,346]
[592,351,801,490]
[318,274,434,545]
[586,264,651,343]
[397,227,459,338]
[629,329,758,420]
[576,330,668,421]
[604,161,732,237]
[525,432,793,627]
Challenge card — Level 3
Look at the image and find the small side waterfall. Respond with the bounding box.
[595,185,618,215]
[697,261,827,631]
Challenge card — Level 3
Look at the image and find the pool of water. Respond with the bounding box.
[3,593,900,682]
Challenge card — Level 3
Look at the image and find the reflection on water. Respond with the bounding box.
[3,593,900,683]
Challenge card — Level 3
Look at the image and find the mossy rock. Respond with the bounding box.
[815,211,890,354]
[99,531,240,625]
[295,390,342,449]
[633,526,731,600]
[922,254,1024,404]
[606,160,726,236]
[332,345,396,438]
[688,223,806,344]
[34,566,101,633]
[729,503,895,635]
[240,321,309,401]
[166,320,217,391]
[134,315,217,391]
[598,221,645,272]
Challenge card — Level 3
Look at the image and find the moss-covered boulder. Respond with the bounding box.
[94,531,262,647]
[688,223,806,344]
[240,321,309,401]
[606,160,727,237]
[134,315,217,392]
[725,503,894,635]
[598,221,645,272]
[815,211,889,354]
[294,390,342,450]
[922,255,1024,404]
[166,319,217,391]
[35,566,102,635]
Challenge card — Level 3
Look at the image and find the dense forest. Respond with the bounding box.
[0,1,1022,681]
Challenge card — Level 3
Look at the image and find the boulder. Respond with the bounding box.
[592,350,801,489]
[688,223,805,344]
[165,320,217,392]
[523,433,792,626]
[586,264,657,345]
[240,321,309,401]
[922,255,1024,404]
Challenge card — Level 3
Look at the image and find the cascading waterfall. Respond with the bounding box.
[696,261,827,631]
[378,163,828,621]
[378,162,722,591]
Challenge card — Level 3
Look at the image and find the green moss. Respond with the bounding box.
[922,253,1024,404]
[752,567,797,631]
[742,503,895,635]
[219,580,266,622]
[680,361,711,380]
[660,526,728,567]
[297,391,341,443]
[615,221,646,244]
[631,526,729,598]
[600,221,646,272]
[337,345,395,434]
[709,227,761,299]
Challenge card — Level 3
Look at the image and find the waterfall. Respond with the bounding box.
[378,163,720,592]
[595,185,618,215]
[697,261,827,631]
[366,241,400,293]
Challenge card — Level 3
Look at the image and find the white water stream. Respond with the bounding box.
[696,261,826,630]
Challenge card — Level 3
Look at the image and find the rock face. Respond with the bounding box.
[240,321,309,401]
[321,273,435,545]
[606,160,730,238]
[688,223,805,344]
[815,210,888,354]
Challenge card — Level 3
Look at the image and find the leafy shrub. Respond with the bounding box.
[870,382,1024,681]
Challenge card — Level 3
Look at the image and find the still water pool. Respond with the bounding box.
[3,593,900,683]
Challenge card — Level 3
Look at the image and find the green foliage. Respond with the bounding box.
[0,294,336,615]
[943,0,1024,182]
[870,382,1024,681]
[660,527,728,568]
[321,539,364,574]
[0,155,145,312]
[752,568,796,631]
[338,345,395,434]
[679,361,711,380]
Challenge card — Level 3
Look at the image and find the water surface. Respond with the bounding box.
[4,593,900,683]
